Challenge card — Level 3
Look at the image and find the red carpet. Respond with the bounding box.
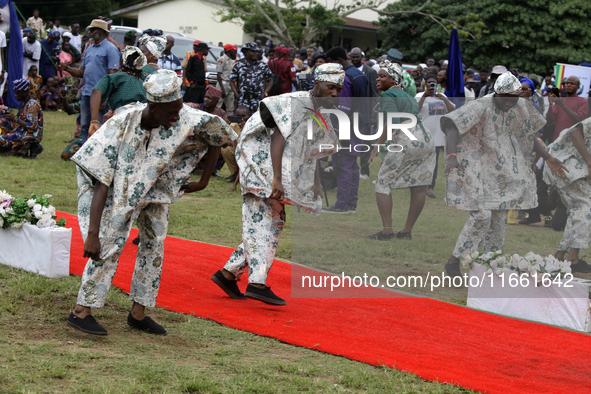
[61,211,591,394]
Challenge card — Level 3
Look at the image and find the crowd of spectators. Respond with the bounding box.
[1,10,590,237]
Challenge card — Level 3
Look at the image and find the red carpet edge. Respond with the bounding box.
[60,211,591,394]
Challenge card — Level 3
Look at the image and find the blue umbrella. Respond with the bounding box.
[445,29,465,106]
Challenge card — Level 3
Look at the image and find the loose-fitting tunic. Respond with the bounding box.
[441,95,546,211]
[375,87,435,194]
[72,103,236,244]
[544,118,591,188]
[236,91,339,214]
[71,103,236,305]
[544,118,591,251]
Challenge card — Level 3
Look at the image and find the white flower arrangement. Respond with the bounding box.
[0,191,65,229]
[461,250,571,282]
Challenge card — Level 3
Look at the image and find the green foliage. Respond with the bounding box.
[16,0,141,30]
[377,0,591,75]
[4,197,28,228]
[219,0,359,47]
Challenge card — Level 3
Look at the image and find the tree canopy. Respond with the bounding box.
[377,0,591,75]
[219,0,388,48]
[15,0,140,29]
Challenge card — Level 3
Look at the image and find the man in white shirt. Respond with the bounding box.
[62,22,81,51]
[464,75,479,103]
[22,29,41,78]
[53,20,64,35]
[416,73,456,198]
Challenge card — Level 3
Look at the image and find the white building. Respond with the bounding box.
[110,0,387,49]
[111,0,251,45]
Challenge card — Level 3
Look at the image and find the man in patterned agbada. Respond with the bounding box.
[544,118,591,273]
[441,72,568,277]
[211,64,345,306]
[67,70,237,336]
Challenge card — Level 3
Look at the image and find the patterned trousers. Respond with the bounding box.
[224,194,285,285]
[557,179,591,251]
[452,210,508,258]
[76,169,170,308]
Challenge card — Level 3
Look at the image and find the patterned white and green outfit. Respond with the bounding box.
[224,91,339,284]
[544,118,591,251]
[72,103,236,307]
[374,87,435,195]
[224,196,286,284]
[441,96,546,258]
[452,209,509,258]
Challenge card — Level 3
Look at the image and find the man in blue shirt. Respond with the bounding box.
[39,30,60,84]
[58,19,119,143]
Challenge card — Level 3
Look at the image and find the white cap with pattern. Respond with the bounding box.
[144,69,183,103]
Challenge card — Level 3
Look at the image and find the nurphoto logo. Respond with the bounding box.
[305,108,418,153]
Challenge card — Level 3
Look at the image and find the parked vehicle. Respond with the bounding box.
[161,30,186,38]
[109,26,224,84]
[108,25,142,46]
[402,64,418,71]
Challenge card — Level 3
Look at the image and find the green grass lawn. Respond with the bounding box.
[1,110,585,393]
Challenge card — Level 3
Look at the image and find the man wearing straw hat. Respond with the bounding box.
[57,19,119,144]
